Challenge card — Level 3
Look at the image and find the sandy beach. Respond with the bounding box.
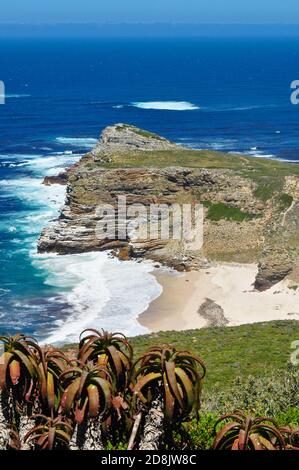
[139,263,299,332]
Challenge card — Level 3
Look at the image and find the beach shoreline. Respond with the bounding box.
[139,263,299,332]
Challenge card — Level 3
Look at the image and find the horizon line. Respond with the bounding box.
[1,22,299,26]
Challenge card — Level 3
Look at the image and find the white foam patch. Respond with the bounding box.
[55,137,97,149]
[23,154,81,176]
[0,177,66,208]
[4,94,31,99]
[0,173,68,239]
[35,253,162,344]
[244,150,275,159]
[182,138,239,151]
[131,101,200,111]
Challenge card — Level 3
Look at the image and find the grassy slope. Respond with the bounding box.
[85,146,299,203]
[130,321,299,391]
[96,147,298,173]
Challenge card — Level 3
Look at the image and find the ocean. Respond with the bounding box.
[0,36,299,343]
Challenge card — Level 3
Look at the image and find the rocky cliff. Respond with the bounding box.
[38,124,299,290]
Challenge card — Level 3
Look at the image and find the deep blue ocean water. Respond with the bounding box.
[1,37,299,342]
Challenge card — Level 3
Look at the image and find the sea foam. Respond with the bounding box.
[36,253,162,344]
[131,101,200,111]
[5,94,31,99]
[55,137,97,148]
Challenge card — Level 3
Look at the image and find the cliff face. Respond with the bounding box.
[38,123,299,289]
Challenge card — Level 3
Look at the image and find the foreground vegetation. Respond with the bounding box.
[0,321,298,450]
[130,321,299,391]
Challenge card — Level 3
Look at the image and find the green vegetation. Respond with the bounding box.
[182,367,299,450]
[116,124,164,141]
[212,411,285,450]
[253,178,283,201]
[204,202,255,222]
[279,193,294,209]
[96,146,299,176]
[130,321,299,391]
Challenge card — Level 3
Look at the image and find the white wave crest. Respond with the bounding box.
[55,137,97,148]
[35,253,162,344]
[5,94,31,99]
[131,101,200,111]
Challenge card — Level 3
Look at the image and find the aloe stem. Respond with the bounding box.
[139,397,164,450]
[0,391,10,450]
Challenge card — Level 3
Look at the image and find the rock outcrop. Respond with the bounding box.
[38,124,299,289]
[198,298,228,327]
[91,123,178,156]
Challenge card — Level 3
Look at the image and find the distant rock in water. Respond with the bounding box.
[43,172,68,186]
[38,123,299,290]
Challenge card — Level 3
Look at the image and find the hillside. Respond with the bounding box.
[130,320,299,391]
[38,123,299,291]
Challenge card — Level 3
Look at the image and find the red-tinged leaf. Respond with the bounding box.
[256,434,276,450]
[175,367,194,413]
[213,422,239,450]
[0,352,13,389]
[14,349,37,378]
[61,377,80,414]
[238,429,247,450]
[79,337,98,363]
[249,433,264,450]
[38,362,48,400]
[78,370,88,397]
[25,379,34,402]
[112,395,128,411]
[48,427,56,450]
[47,372,55,411]
[118,350,131,371]
[37,435,49,449]
[75,398,88,424]
[87,384,100,417]
[91,377,112,413]
[55,429,71,444]
[134,372,161,403]
[231,438,240,450]
[165,361,184,409]
[108,345,123,377]
[163,372,175,422]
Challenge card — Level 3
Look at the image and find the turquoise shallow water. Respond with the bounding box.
[0,37,299,341]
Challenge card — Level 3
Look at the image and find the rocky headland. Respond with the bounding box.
[38,124,299,291]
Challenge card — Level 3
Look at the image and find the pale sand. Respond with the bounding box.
[139,263,299,332]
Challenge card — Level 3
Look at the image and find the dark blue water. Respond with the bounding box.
[1,37,299,341]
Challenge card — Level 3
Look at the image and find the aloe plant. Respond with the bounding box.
[280,426,299,450]
[131,345,205,450]
[38,348,70,416]
[25,414,72,450]
[0,334,41,450]
[213,411,285,450]
[79,329,133,390]
[60,362,112,450]
[8,425,21,450]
